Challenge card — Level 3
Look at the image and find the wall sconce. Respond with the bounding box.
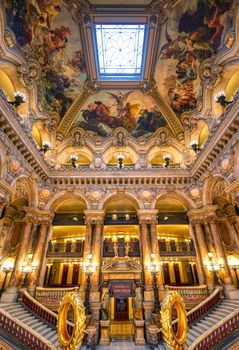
[190,140,201,153]
[125,214,130,221]
[40,141,51,154]
[147,253,160,313]
[70,154,78,168]
[214,91,232,107]
[82,253,98,314]
[228,258,239,288]
[163,154,171,168]
[8,91,26,107]
[117,154,125,169]
[112,214,118,221]
[204,252,223,285]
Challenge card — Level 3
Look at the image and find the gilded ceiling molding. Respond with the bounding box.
[142,81,184,138]
[56,80,99,140]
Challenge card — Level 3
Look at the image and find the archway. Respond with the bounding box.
[45,196,87,290]
[155,195,198,287]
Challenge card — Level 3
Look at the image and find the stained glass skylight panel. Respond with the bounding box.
[95,24,146,80]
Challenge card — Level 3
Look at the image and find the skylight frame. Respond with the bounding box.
[93,22,148,81]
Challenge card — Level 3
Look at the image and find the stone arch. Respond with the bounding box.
[103,145,138,165]
[203,175,231,206]
[153,190,196,210]
[10,175,38,207]
[45,191,89,212]
[100,192,141,211]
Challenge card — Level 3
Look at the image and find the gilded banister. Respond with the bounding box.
[165,285,208,302]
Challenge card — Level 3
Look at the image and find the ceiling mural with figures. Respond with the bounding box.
[154,0,234,118]
[73,90,168,138]
[1,0,238,147]
[4,0,87,119]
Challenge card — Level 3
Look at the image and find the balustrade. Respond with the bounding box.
[158,289,221,342]
[0,308,56,350]
[188,310,239,349]
[165,285,208,303]
[158,239,195,256]
[103,239,140,257]
[35,287,79,310]
[47,239,84,257]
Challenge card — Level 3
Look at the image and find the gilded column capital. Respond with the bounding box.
[137,209,158,225]
[24,207,54,225]
[84,210,105,224]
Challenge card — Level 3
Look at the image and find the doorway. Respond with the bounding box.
[114,298,129,321]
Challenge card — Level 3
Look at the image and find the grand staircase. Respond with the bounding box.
[0,301,59,348]
[159,298,239,350]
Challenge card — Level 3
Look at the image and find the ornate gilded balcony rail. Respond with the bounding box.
[158,288,221,341]
[165,285,208,303]
[0,307,56,350]
[47,240,84,257]
[159,239,195,256]
[189,308,239,350]
[103,240,140,257]
[35,286,79,310]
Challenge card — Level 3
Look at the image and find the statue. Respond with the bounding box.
[101,288,110,320]
[133,287,143,320]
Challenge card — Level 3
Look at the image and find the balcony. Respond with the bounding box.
[47,240,84,258]
[103,239,140,257]
[159,240,196,256]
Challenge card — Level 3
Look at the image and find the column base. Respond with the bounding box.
[99,320,110,346]
[134,319,146,345]
[0,287,19,303]
[224,284,239,299]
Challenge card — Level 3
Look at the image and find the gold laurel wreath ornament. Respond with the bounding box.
[57,292,86,350]
[160,291,188,350]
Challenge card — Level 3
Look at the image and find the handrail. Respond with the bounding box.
[165,285,207,290]
[36,286,79,292]
[22,290,74,330]
[0,307,56,350]
[158,289,221,341]
[188,307,239,349]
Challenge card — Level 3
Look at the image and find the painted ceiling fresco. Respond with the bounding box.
[5,0,87,118]
[154,0,234,118]
[73,90,167,138]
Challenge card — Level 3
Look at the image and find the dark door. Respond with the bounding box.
[72,264,79,285]
[163,263,171,285]
[115,298,128,321]
[61,264,69,285]
[173,263,181,284]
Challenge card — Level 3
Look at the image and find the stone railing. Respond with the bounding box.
[35,286,79,310]
[0,307,56,350]
[158,288,221,342]
[189,307,239,349]
[165,285,208,303]
[22,290,74,333]
[0,339,16,350]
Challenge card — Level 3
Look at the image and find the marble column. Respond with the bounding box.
[81,212,94,290]
[29,220,50,293]
[149,217,164,294]
[91,221,103,290]
[208,216,233,285]
[189,223,205,285]
[38,223,53,287]
[1,215,33,302]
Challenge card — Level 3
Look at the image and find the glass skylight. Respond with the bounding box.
[95,24,146,80]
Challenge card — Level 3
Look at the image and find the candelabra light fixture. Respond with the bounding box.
[147,253,160,314]
[190,140,201,153]
[70,154,78,168]
[40,141,51,154]
[214,91,232,107]
[204,252,223,285]
[228,258,239,288]
[117,154,125,169]
[82,253,98,314]
[163,154,171,168]
[8,91,26,107]
[0,260,14,297]
[21,253,38,287]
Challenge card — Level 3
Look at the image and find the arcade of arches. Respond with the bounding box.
[0,0,239,347]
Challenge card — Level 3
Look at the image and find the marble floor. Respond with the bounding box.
[96,341,151,349]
